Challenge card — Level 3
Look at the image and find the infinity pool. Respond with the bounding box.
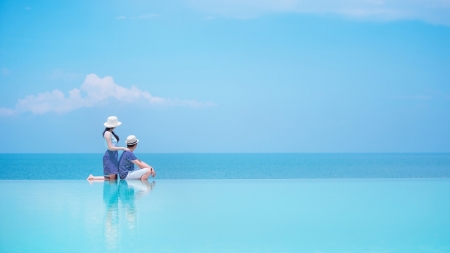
[1,179,449,252]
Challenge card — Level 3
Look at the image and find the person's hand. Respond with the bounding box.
[150,167,156,177]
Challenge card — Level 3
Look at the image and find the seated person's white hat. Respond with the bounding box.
[126,135,139,145]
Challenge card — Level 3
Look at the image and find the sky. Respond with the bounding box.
[0,0,449,153]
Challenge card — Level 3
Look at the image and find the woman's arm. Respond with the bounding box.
[104,131,129,151]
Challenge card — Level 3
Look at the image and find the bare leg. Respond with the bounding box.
[87,174,109,180]
[140,168,152,180]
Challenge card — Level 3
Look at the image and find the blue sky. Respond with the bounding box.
[1,0,449,153]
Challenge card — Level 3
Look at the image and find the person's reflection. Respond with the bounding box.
[103,180,119,251]
[102,180,155,250]
[119,180,155,231]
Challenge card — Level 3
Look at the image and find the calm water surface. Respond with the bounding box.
[1,179,449,253]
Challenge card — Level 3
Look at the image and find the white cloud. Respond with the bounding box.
[188,0,450,25]
[80,74,166,106]
[16,89,84,114]
[0,74,215,116]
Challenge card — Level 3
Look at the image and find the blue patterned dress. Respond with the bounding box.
[103,132,119,176]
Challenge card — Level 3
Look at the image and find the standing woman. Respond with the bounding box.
[87,116,129,180]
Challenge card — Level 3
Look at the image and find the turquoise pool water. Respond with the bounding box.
[1,179,449,253]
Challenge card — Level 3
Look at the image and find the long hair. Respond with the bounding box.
[102,128,120,142]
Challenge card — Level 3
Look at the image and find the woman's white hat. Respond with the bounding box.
[104,116,122,128]
[125,135,139,145]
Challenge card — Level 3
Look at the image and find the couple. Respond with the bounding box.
[87,116,156,181]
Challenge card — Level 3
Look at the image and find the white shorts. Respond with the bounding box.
[125,168,150,180]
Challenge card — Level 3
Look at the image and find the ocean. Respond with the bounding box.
[1,153,450,179]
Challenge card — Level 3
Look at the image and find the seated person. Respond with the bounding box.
[118,135,156,180]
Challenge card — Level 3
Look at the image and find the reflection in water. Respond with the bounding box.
[103,180,119,250]
[102,180,155,250]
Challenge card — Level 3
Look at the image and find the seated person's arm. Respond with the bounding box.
[131,159,152,169]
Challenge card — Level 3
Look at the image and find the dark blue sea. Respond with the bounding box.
[1,153,449,179]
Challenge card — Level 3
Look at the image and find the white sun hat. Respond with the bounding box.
[125,135,139,145]
[104,116,122,128]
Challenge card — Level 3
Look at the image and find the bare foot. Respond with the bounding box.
[87,174,94,180]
